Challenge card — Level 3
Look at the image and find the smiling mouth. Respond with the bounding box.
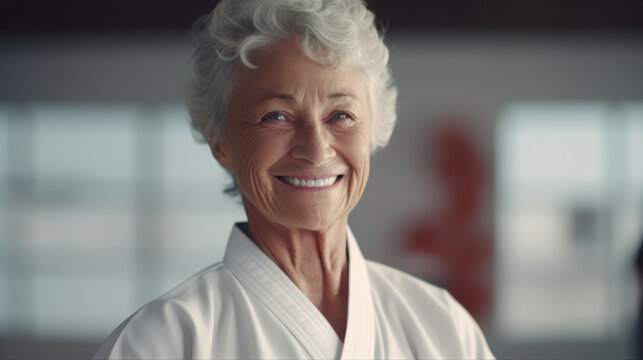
[277,175,343,187]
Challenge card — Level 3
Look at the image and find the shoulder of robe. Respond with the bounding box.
[94,262,236,359]
[365,260,448,307]
[365,261,495,359]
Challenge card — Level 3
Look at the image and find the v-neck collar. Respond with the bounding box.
[222,223,376,359]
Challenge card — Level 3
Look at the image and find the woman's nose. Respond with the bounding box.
[290,123,336,165]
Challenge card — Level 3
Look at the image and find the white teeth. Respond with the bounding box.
[283,176,338,187]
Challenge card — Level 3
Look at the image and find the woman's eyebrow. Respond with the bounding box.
[254,93,295,103]
[328,92,359,100]
[253,92,360,104]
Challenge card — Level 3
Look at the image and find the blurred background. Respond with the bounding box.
[1,0,643,358]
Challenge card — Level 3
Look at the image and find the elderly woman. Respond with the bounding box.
[95,0,494,358]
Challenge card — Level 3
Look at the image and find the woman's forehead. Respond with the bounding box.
[232,42,368,105]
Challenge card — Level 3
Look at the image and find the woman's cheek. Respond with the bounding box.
[347,130,371,206]
[236,128,286,211]
[233,128,266,169]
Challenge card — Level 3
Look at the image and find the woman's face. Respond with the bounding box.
[214,40,371,231]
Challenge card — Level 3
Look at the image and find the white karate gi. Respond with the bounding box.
[95,224,494,359]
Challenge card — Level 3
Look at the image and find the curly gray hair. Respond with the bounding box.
[182,0,398,194]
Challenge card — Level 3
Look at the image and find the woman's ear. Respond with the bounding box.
[210,140,235,173]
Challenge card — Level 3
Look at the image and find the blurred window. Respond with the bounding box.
[496,101,643,341]
[0,103,246,339]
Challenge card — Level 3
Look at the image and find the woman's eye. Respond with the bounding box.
[330,112,351,121]
[261,112,287,122]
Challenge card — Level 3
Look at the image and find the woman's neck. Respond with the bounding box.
[242,215,349,341]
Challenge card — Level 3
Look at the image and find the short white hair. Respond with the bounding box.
[182,0,398,194]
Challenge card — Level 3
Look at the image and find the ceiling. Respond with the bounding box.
[1,0,642,37]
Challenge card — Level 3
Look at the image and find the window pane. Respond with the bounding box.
[624,103,643,197]
[0,208,8,335]
[159,106,246,292]
[496,206,609,339]
[29,191,138,339]
[2,102,248,340]
[161,210,242,291]
[26,104,139,338]
[0,104,9,179]
[0,107,11,334]
[33,275,137,339]
[32,104,137,184]
[498,102,608,202]
[495,101,635,341]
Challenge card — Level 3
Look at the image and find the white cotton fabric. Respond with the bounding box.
[94,224,494,359]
